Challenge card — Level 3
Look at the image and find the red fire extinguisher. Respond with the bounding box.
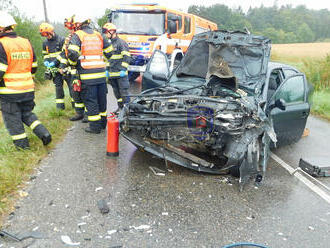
[106,113,119,157]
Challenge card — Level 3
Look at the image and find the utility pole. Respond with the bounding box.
[42,0,49,22]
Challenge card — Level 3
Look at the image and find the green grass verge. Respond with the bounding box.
[0,82,74,222]
[271,53,330,120]
[310,90,330,120]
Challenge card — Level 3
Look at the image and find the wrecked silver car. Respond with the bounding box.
[119,30,311,188]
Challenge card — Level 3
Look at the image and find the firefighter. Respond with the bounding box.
[67,15,113,134]
[0,11,51,149]
[57,16,85,121]
[39,22,73,110]
[102,23,131,111]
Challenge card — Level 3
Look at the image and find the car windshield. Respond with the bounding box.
[112,12,165,35]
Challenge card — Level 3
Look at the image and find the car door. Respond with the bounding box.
[142,50,170,91]
[269,74,310,146]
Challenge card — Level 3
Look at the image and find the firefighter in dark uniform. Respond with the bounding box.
[67,15,113,133]
[102,23,131,111]
[57,16,85,121]
[0,11,51,149]
[40,22,73,110]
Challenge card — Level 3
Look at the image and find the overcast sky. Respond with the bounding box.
[13,0,330,23]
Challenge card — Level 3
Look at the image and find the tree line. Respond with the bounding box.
[188,4,330,44]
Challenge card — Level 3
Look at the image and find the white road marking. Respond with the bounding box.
[270,152,330,205]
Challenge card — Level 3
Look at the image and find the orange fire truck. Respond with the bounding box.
[108,3,218,81]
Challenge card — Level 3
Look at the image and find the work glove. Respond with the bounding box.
[105,70,109,78]
[119,70,126,78]
[44,61,55,68]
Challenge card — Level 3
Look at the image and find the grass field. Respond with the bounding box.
[272,42,330,119]
[0,82,74,223]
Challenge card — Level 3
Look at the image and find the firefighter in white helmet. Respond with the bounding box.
[67,15,113,133]
[0,11,51,149]
[102,23,131,112]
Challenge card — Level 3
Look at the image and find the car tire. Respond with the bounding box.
[229,165,240,178]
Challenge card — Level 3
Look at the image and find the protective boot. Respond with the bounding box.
[84,126,101,134]
[56,102,65,110]
[33,124,52,146]
[81,113,88,123]
[70,113,84,121]
[14,138,30,150]
[101,116,107,129]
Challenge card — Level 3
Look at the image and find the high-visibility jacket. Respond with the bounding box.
[0,33,37,102]
[67,26,113,85]
[107,37,131,78]
[76,30,105,70]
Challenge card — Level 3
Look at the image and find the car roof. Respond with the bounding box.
[268,61,299,72]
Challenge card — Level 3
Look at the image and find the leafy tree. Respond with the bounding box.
[97,9,111,29]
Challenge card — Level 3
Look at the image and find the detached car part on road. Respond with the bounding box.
[119,30,312,189]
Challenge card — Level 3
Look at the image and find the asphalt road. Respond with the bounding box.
[0,82,330,248]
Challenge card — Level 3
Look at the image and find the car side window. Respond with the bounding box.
[283,69,298,78]
[275,75,305,103]
[148,50,169,77]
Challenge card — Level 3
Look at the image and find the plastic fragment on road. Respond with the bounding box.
[0,230,46,242]
[149,166,165,176]
[97,199,110,214]
[18,190,28,197]
[95,187,103,192]
[299,157,330,177]
[131,225,151,230]
[61,235,80,246]
[107,230,117,235]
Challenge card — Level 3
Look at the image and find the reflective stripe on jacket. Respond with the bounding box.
[107,37,131,78]
[0,36,34,94]
[75,30,105,70]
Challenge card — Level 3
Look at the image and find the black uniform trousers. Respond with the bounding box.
[109,77,130,108]
[0,99,50,149]
[63,74,85,115]
[54,72,73,109]
[81,83,107,131]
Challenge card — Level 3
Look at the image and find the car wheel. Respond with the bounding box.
[229,165,240,177]
[229,137,261,178]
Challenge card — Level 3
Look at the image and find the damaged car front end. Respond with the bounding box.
[119,30,284,188]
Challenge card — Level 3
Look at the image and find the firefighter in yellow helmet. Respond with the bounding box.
[67,15,113,133]
[39,22,72,110]
[57,15,86,121]
[102,23,131,111]
[0,11,51,149]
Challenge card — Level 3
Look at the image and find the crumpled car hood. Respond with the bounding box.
[119,30,275,190]
[175,30,271,94]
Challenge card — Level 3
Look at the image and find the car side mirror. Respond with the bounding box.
[168,20,177,34]
[275,98,286,111]
[152,73,168,81]
[269,98,286,112]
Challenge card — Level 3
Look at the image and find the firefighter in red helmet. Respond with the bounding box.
[67,15,113,133]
